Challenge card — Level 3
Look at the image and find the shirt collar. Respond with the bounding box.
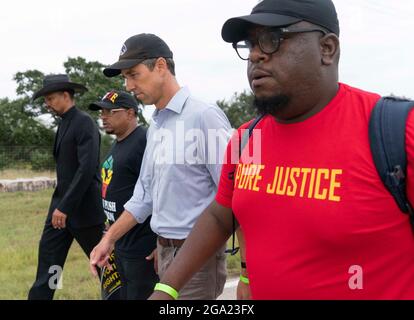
[61,105,76,120]
[165,86,190,114]
[153,86,190,119]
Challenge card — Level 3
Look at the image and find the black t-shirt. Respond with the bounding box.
[101,126,156,257]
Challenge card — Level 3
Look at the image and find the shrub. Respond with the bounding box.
[30,150,54,171]
[0,152,8,170]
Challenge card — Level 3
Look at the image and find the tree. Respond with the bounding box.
[0,98,55,170]
[13,57,148,127]
[217,90,257,128]
[0,98,54,146]
[2,56,151,169]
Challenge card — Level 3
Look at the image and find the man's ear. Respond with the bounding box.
[155,57,168,72]
[320,34,340,66]
[129,108,136,119]
[63,91,72,101]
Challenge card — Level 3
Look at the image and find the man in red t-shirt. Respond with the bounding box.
[149,0,414,300]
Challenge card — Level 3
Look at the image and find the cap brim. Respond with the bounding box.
[32,82,87,101]
[103,59,145,77]
[221,13,301,42]
[88,101,116,111]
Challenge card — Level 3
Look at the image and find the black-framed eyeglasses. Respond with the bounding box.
[232,27,328,60]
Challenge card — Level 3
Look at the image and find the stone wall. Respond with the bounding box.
[0,177,56,192]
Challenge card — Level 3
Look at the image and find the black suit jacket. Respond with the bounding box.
[48,106,105,229]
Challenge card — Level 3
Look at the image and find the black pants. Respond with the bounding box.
[28,220,104,300]
[113,249,159,300]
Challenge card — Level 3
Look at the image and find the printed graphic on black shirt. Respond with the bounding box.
[102,155,116,222]
[100,126,157,258]
[100,251,122,300]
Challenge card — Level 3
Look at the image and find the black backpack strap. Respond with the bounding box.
[369,97,414,228]
[240,114,266,152]
[225,114,265,256]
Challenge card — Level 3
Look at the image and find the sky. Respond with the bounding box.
[0,0,413,116]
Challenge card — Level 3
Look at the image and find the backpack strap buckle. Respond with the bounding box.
[388,165,405,186]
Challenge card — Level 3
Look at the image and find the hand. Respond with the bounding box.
[89,237,114,277]
[146,248,158,274]
[237,278,252,300]
[52,209,67,229]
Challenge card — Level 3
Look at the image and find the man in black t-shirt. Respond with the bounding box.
[89,90,158,299]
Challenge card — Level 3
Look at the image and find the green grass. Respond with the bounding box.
[0,190,240,300]
[0,189,100,300]
[0,169,55,180]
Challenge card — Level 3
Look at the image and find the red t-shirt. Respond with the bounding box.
[216,83,414,299]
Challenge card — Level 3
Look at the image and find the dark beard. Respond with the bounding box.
[253,95,290,116]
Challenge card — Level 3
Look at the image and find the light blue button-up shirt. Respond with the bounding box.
[124,87,232,239]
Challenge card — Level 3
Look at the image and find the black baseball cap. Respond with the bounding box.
[89,90,138,112]
[221,0,340,43]
[103,33,173,77]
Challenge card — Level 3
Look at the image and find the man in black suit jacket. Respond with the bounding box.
[28,74,105,300]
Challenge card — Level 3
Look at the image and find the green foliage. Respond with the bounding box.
[30,149,55,171]
[100,134,114,162]
[1,56,149,170]
[63,57,124,121]
[14,69,44,100]
[13,57,148,127]
[0,151,7,170]
[0,98,55,147]
[217,90,257,129]
[0,97,55,170]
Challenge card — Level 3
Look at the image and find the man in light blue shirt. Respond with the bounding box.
[90,33,231,299]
